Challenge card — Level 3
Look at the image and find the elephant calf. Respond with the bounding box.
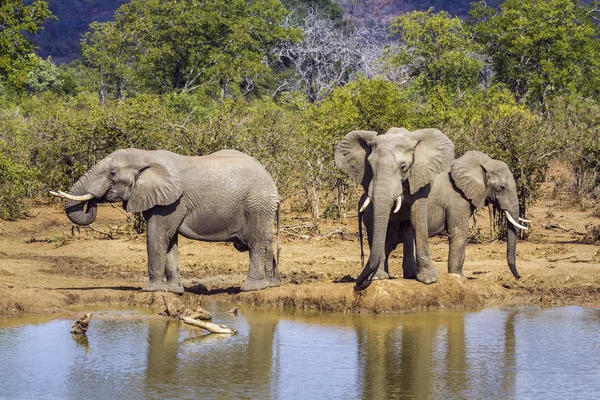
[51,148,280,293]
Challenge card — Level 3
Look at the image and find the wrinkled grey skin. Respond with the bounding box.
[365,151,522,281]
[335,128,455,289]
[62,148,280,293]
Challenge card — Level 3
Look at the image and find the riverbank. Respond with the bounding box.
[1,187,600,317]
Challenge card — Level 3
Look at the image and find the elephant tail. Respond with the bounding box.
[276,201,281,268]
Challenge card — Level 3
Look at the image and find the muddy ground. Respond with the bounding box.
[1,182,600,318]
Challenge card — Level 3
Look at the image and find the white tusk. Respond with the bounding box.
[359,197,371,213]
[393,195,402,213]
[519,217,531,223]
[505,211,528,230]
[49,190,95,202]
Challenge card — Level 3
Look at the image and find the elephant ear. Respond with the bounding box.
[335,130,378,188]
[126,163,183,213]
[407,128,455,195]
[450,151,491,209]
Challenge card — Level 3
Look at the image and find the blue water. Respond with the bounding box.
[1,305,599,399]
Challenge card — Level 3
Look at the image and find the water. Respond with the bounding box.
[1,305,600,399]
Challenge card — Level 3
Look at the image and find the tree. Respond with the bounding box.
[469,0,600,112]
[385,8,482,94]
[274,11,384,102]
[82,0,300,97]
[0,0,54,91]
[24,56,62,95]
[81,21,132,101]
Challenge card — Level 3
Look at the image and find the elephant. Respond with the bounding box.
[335,127,455,288]
[359,150,529,281]
[51,148,280,293]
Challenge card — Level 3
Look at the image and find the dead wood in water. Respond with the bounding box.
[179,316,237,334]
[161,294,235,334]
[161,294,212,320]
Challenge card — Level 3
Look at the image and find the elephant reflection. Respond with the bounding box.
[144,305,279,398]
[355,313,468,398]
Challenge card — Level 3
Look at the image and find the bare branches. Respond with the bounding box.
[273,11,385,102]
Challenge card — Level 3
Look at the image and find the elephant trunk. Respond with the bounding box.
[355,188,395,287]
[505,203,521,280]
[65,170,100,226]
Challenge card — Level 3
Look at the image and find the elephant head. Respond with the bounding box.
[335,128,455,285]
[52,149,183,225]
[450,151,528,279]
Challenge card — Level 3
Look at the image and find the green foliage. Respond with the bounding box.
[81,0,300,97]
[0,0,54,92]
[444,85,559,212]
[386,9,482,93]
[81,21,133,100]
[469,0,600,111]
[313,76,418,135]
[24,56,63,95]
[547,96,600,200]
[0,105,39,218]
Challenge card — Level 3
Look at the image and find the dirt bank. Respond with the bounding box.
[1,184,600,318]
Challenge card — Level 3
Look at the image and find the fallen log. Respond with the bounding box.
[179,316,237,335]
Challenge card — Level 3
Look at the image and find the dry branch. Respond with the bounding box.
[541,221,585,235]
[180,316,237,334]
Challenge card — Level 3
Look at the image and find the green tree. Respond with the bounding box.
[24,56,63,95]
[81,21,132,101]
[0,0,54,91]
[301,76,418,220]
[444,86,560,218]
[82,0,300,97]
[469,0,600,112]
[386,9,482,94]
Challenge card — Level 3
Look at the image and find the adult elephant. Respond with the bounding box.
[51,148,280,293]
[335,127,455,288]
[360,150,529,281]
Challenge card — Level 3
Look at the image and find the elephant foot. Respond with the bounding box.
[142,280,184,294]
[268,274,281,288]
[241,278,270,292]
[416,268,438,285]
[371,269,390,280]
[449,272,467,280]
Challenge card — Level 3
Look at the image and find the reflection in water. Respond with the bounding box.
[1,306,600,399]
[356,312,468,399]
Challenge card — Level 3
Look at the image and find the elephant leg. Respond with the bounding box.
[411,198,438,284]
[242,239,272,292]
[164,235,184,294]
[265,244,281,288]
[447,222,468,280]
[142,207,183,294]
[400,222,418,279]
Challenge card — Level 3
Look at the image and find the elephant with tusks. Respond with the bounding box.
[51,148,281,294]
[335,127,455,289]
[356,149,529,282]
